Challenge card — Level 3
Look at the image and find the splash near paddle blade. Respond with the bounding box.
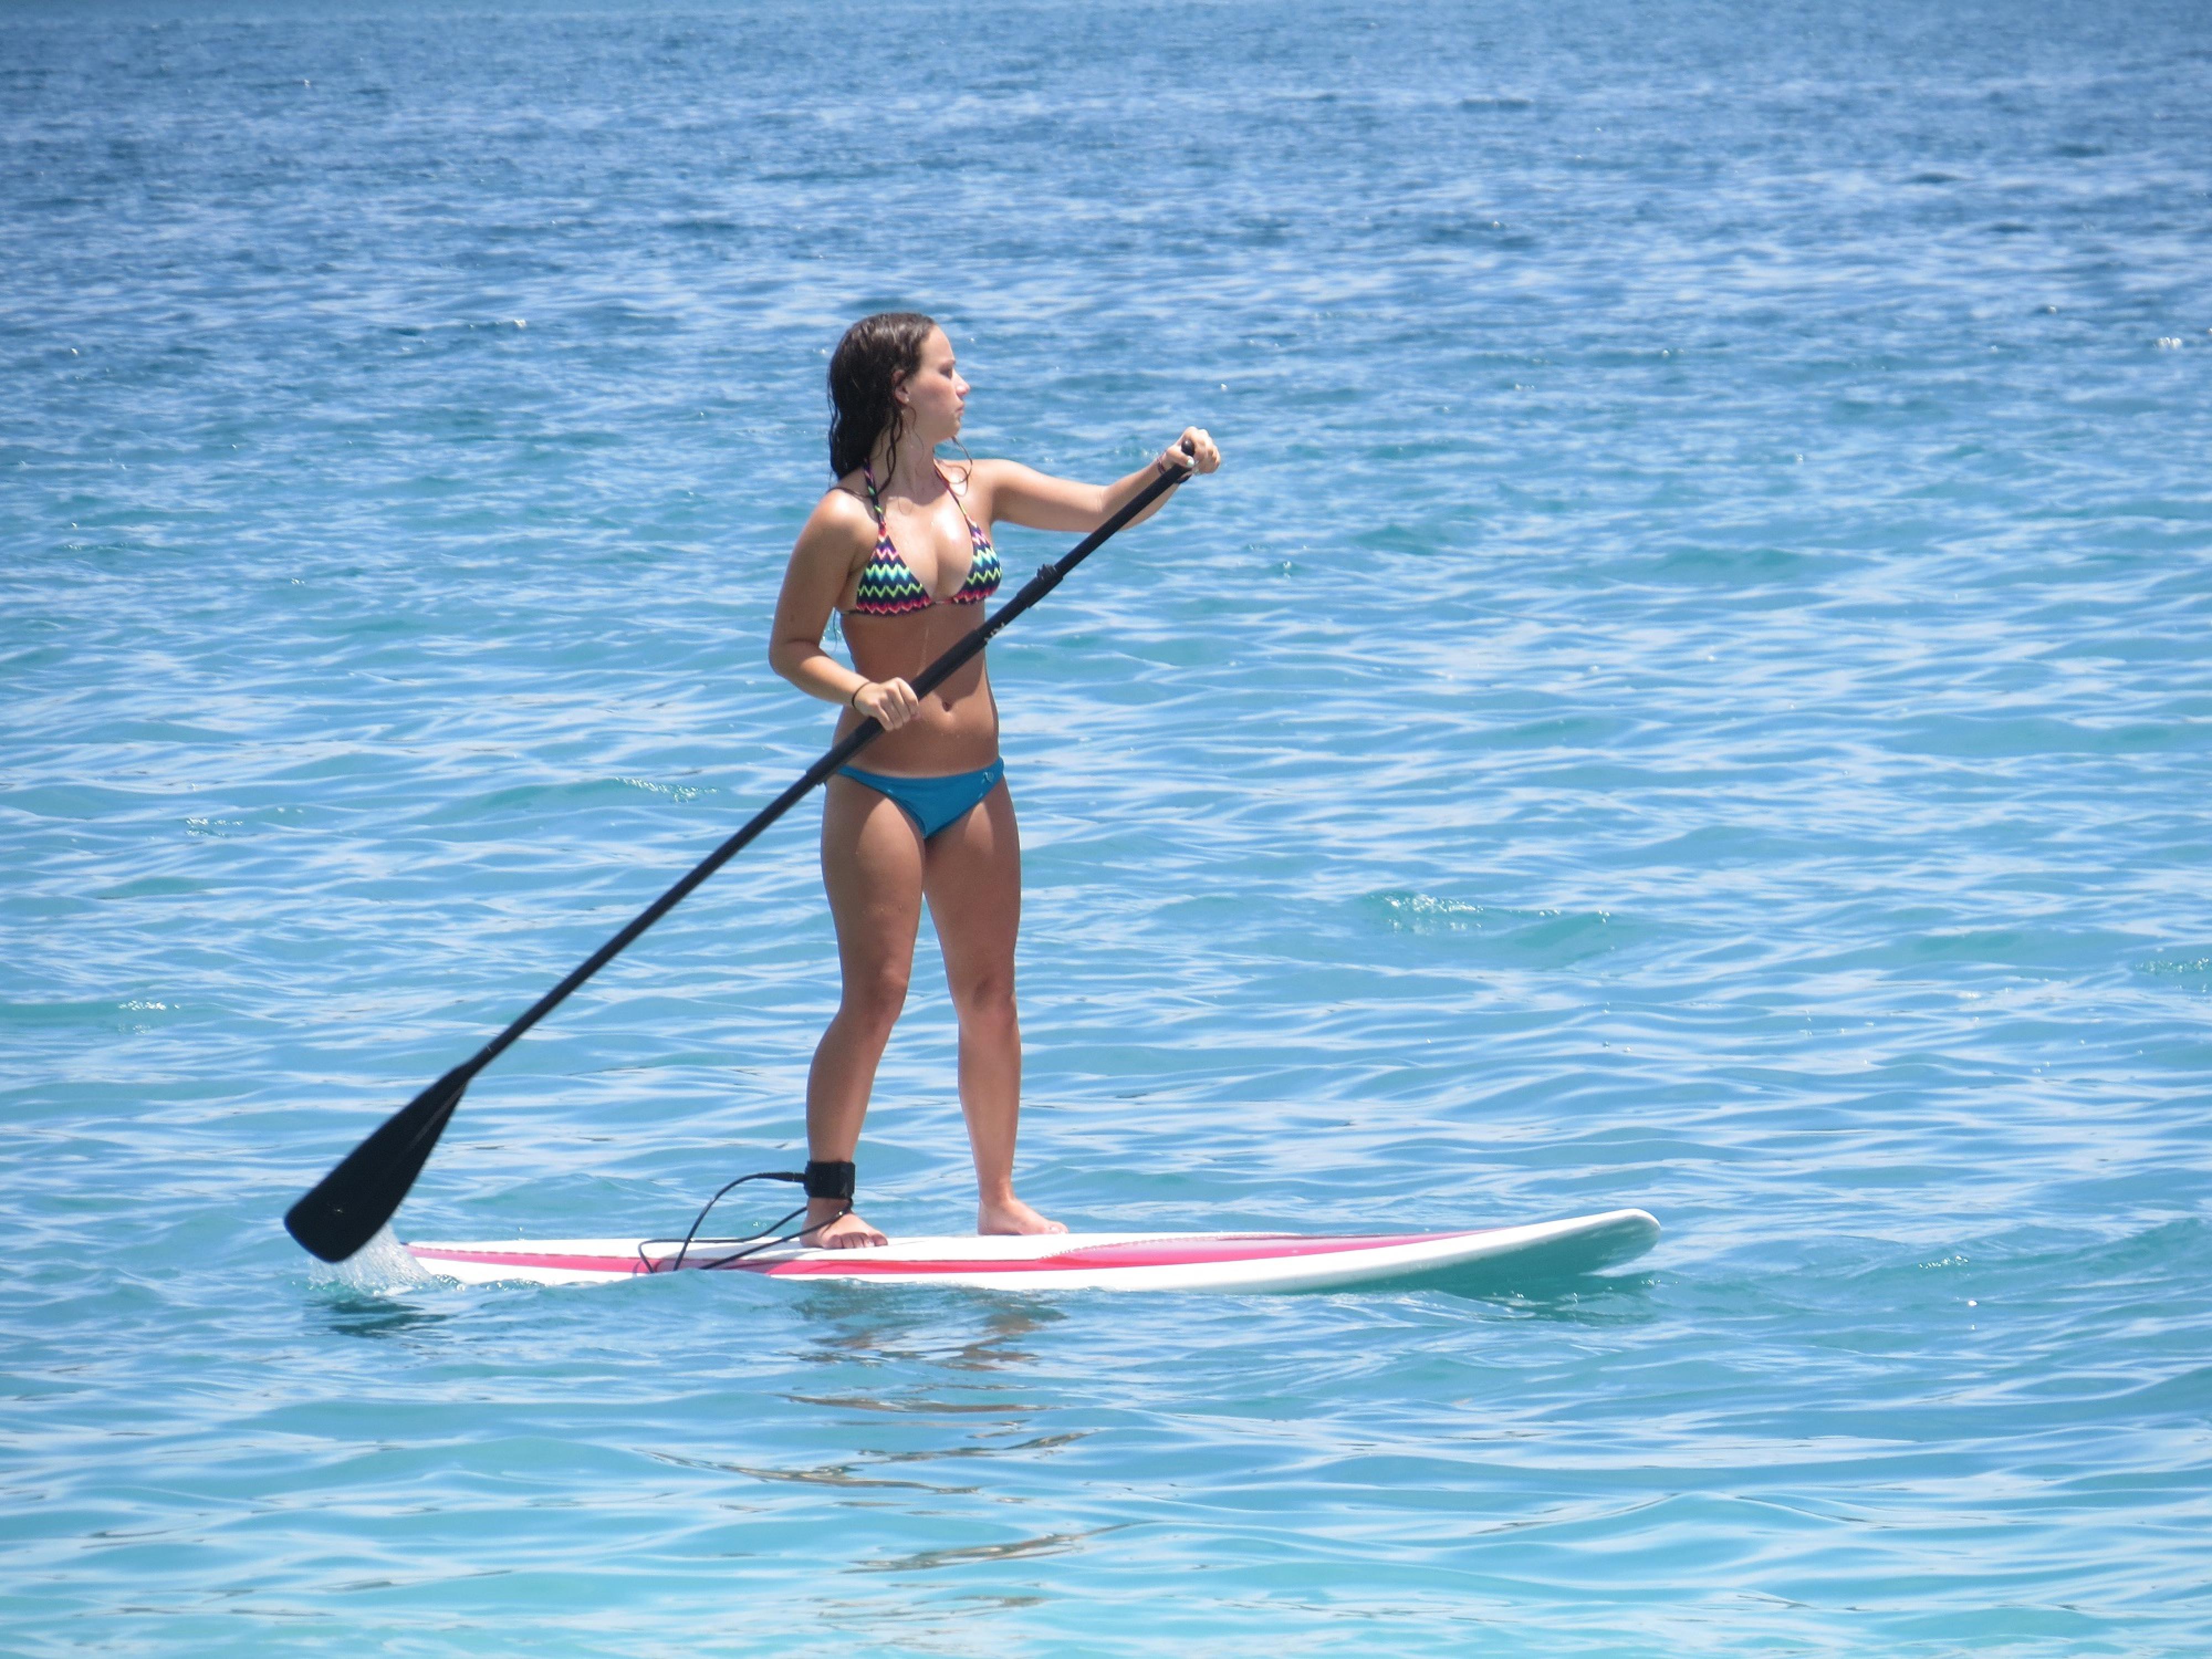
[284,1067,471,1263]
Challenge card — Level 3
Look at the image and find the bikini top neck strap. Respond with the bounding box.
[932,460,983,534]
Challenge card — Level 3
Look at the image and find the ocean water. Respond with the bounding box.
[4,0,2211,1650]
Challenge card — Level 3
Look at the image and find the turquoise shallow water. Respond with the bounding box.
[5,0,2212,1650]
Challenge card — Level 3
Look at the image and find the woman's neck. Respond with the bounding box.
[870,436,941,499]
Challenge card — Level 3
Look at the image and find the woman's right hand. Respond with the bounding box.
[851,677,920,728]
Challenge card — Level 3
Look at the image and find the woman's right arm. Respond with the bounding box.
[768,492,920,728]
[973,427,1219,535]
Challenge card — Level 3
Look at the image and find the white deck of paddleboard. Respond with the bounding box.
[403,1208,1659,1292]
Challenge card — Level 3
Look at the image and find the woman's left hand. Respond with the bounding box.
[1161,426,1222,476]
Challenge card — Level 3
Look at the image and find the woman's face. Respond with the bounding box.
[896,327,968,446]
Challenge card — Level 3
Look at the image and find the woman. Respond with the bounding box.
[769,312,1219,1248]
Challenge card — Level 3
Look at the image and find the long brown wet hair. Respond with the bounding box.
[827,311,936,479]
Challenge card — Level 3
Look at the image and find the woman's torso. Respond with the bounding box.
[833,462,1004,775]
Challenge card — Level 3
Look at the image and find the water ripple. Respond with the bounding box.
[6,0,2212,1652]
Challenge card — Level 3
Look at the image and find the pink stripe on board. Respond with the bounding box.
[406,1231,1484,1280]
[756,1232,1474,1277]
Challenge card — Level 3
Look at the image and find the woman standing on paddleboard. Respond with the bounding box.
[770,313,1218,1249]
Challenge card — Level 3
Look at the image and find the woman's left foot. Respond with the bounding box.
[978,1196,1067,1235]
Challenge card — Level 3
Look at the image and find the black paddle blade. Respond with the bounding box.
[283,1066,472,1262]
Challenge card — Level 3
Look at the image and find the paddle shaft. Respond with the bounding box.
[445,459,1190,1087]
[282,455,1191,1261]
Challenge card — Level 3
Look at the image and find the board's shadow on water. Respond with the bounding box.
[307,1291,458,1339]
[784,1266,1663,1334]
[787,1285,1068,1370]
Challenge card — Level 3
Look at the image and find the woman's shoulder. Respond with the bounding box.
[941,455,1013,513]
[813,474,879,528]
[796,478,881,561]
[942,455,1008,485]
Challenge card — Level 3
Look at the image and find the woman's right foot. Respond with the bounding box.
[806,1201,886,1249]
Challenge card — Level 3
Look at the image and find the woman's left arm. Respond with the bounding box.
[972,426,1220,534]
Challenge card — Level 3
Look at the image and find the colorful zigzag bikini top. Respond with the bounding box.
[847,464,1003,617]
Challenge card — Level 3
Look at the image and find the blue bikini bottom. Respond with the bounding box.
[836,758,1005,840]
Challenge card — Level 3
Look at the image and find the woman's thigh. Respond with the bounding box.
[821,775,927,989]
[921,781,1020,1005]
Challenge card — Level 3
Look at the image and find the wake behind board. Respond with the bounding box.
[404,1208,1658,1293]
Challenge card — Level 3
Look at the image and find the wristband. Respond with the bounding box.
[849,682,865,711]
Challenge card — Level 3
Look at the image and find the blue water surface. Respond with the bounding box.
[4,0,2211,1651]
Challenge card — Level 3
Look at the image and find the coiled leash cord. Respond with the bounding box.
[635,1160,857,1275]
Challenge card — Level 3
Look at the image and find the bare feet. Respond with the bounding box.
[806,1199,885,1249]
[978,1194,1067,1236]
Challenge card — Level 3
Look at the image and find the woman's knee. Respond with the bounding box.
[840,964,911,1030]
[950,970,1018,1030]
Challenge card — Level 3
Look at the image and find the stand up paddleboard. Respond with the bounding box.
[404,1208,1658,1293]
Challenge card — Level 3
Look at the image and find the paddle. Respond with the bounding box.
[285,453,1194,1261]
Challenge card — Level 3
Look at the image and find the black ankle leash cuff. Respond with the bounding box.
[802,1160,856,1202]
